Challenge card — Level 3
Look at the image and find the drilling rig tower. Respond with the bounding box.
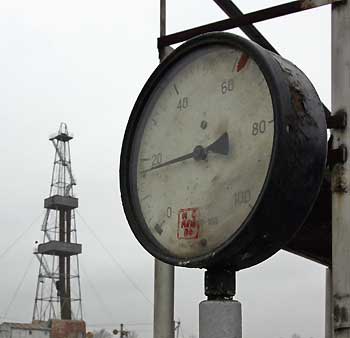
[33,122,83,321]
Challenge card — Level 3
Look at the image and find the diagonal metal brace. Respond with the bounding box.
[158,0,345,48]
[213,0,279,54]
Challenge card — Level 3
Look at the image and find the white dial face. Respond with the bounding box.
[134,45,274,259]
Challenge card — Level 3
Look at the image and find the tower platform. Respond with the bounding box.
[44,195,78,210]
[38,241,82,256]
[49,132,73,142]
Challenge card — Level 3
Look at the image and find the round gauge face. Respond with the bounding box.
[130,44,275,259]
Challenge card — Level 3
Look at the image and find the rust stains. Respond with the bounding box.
[301,0,317,9]
[236,53,249,72]
[301,0,334,10]
[291,87,305,113]
[334,304,349,326]
[332,164,348,193]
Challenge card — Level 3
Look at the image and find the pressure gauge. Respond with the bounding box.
[120,33,327,270]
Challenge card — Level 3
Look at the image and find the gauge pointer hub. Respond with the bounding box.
[143,132,229,173]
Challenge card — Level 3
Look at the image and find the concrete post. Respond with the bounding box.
[332,1,350,337]
[199,300,242,338]
[153,3,175,338]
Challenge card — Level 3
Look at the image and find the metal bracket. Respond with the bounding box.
[328,145,348,167]
[205,268,236,300]
[334,295,350,330]
[158,0,344,48]
[327,110,347,129]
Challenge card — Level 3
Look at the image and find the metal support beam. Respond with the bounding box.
[332,0,350,336]
[158,0,344,48]
[212,0,278,53]
[51,140,76,186]
[154,260,175,338]
[153,2,175,338]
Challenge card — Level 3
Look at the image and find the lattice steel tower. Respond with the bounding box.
[33,122,83,321]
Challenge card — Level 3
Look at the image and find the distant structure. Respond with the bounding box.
[33,123,83,321]
[0,320,86,338]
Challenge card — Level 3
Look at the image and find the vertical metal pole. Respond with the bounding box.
[160,0,166,37]
[59,210,66,319]
[153,2,175,338]
[326,268,332,338]
[66,209,72,319]
[154,260,175,338]
[332,1,350,337]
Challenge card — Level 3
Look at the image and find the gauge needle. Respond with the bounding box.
[142,132,229,173]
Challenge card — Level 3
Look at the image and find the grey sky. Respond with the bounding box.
[0,1,330,338]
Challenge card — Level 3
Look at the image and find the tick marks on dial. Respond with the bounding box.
[234,190,251,206]
[268,119,274,124]
[155,221,165,235]
[151,118,158,126]
[141,194,151,201]
[174,84,179,95]
[140,158,151,162]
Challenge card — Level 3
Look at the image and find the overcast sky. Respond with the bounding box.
[0,1,331,338]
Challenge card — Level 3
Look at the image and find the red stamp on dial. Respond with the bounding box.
[177,208,200,240]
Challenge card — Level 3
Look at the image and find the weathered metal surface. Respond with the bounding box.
[329,146,348,171]
[284,175,332,266]
[332,0,350,336]
[334,294,350,329]
[327,110,347,129]
[213,0,333,140]
[122,32,327,270]
[205,269,236,300]
[158,0,344,48]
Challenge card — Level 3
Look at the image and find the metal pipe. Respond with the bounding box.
[160,0,166,37]
[153,259,174,338]
[332,0,350,336]
[153,2,175,338]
